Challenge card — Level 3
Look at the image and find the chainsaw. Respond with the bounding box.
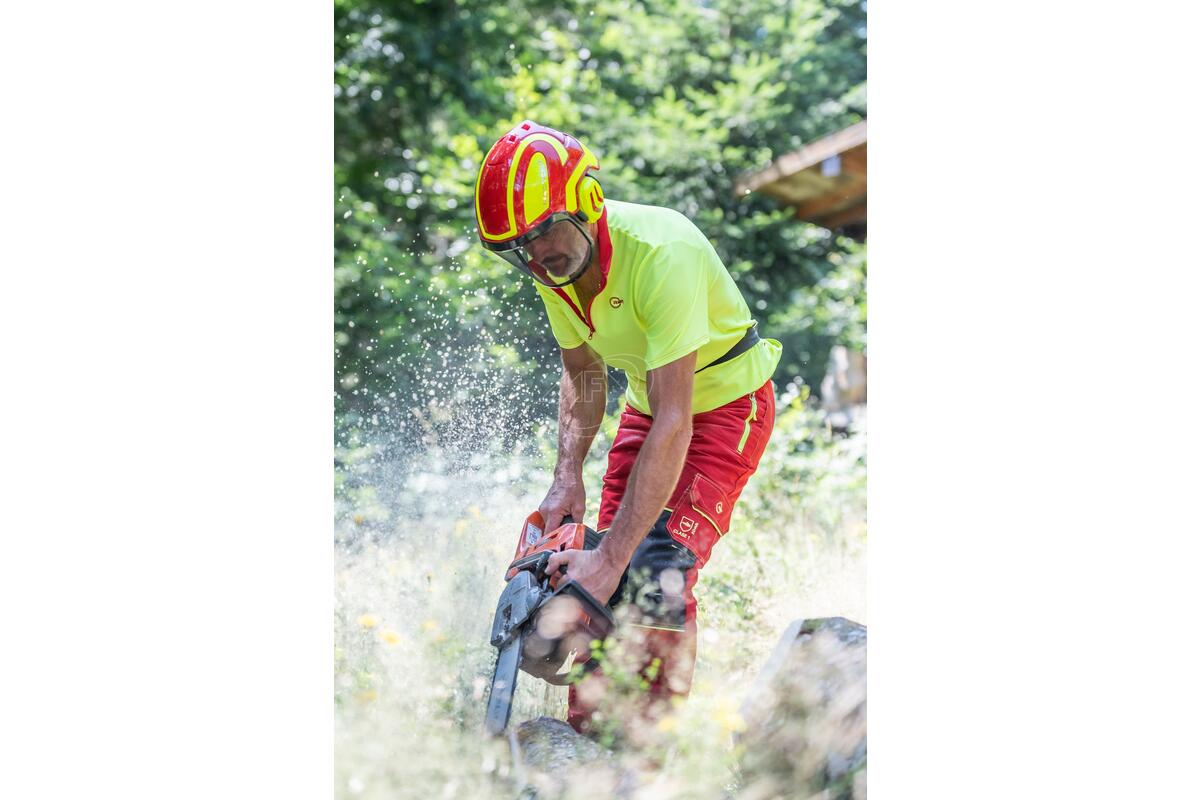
[484,511,615,736]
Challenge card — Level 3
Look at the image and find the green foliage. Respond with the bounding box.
[335,0,867,446]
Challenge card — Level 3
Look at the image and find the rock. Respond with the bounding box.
[515,716,614,772]
[736,617,868,800]
[509,717,626,799]
[504,619,867,799]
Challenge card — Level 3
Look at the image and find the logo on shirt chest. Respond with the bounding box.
[608,296,624,309]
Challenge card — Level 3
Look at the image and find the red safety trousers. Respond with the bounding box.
[567,379,776,736]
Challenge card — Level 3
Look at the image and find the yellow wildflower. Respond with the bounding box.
[420,619,446,643]
[379,629,401,647]
[357,613,380,629]
[714,696,746,735]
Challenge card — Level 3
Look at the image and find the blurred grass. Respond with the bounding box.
[334,384,865,798]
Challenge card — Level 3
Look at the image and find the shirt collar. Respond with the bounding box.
[596,206,612,282]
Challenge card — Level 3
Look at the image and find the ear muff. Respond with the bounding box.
[577,175,604,224]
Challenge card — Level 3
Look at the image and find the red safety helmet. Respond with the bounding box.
[474,121,605,288]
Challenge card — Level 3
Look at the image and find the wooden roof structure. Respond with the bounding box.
[734,120,867,239]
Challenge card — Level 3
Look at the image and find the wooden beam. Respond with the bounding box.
[770,171,837,204]
[756,183,807,205]
[735,120,867,195]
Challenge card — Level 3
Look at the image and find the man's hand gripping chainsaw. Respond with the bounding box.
[484,511,615,736]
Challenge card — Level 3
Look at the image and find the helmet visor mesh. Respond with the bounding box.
[490,216,594,288]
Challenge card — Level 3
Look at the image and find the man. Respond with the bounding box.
[474,120,781,736]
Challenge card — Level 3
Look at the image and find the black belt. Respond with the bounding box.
[696,323,761,373]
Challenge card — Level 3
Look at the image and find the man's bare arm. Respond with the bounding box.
[596,351,695,570]
[555,343,607,478]
[546,351,695,604]
[538,343,607,531]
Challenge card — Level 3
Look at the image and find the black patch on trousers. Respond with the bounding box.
[606,509,698,631]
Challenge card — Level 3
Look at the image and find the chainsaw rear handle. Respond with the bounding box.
[507,516,577,574]
[508,550,553,580]
[506,547,583,589]
[549,515,605,552]
[505,512,605,584]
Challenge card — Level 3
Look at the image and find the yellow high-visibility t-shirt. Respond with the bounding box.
[534,199,782,414]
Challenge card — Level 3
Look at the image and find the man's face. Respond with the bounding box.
[525,219,591,279]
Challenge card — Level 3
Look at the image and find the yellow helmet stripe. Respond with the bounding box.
[564,143,599,215]
[523,152,550,225]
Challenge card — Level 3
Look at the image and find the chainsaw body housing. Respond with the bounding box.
[484,512,616,734]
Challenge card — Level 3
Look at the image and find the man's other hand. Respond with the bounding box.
[545,547,624,607]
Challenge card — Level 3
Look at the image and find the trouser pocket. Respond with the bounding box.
[665,473,733,568]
